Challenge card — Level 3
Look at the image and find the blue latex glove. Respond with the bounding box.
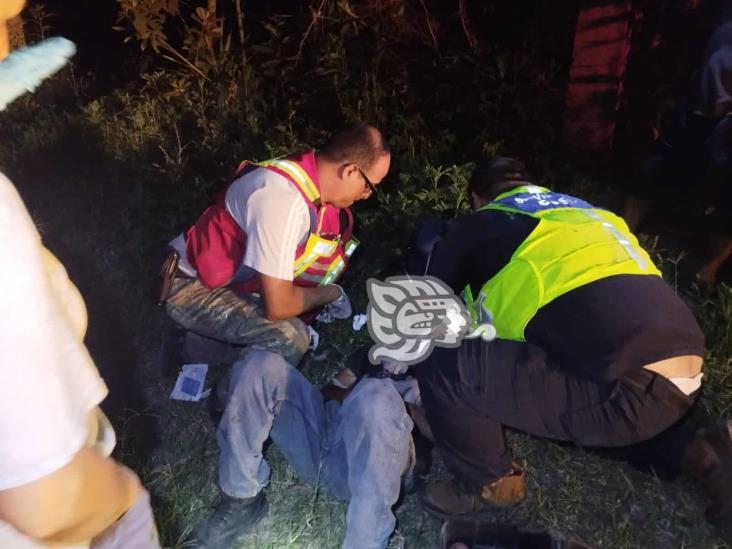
[0,36,76,111]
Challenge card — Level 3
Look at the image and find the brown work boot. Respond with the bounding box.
[419,463,526,520]
[682,419,732,525]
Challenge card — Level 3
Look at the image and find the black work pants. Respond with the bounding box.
[416,339,698,487]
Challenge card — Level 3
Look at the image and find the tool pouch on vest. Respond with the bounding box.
[156,248,180,306]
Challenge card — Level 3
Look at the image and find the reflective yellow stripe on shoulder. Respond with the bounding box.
[268,159,320,203]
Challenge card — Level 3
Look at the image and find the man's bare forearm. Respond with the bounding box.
[260,274,341,320]
[267,283,342,320]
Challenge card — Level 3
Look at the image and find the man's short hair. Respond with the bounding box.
[468,157,530,201]
[319,122,390,170]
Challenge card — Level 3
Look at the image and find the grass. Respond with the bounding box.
[6,111,732,549]
[3,1,732,546]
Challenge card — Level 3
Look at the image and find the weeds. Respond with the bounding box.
[3,0,732,547]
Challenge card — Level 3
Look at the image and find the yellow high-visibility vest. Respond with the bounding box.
[463,185,661,341]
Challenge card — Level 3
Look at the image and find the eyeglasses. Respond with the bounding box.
[357,166,377,197]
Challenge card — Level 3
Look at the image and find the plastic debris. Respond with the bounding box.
[170,363,209,401]
[352,313,367,331]
[307,325,320,351]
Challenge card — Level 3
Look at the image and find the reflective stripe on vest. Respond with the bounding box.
[250,156,356,286]
[261,158,321,203]
[344,237,359,258]
[293,234,339,277]
[466,185,661,341]
[321,256,346,285]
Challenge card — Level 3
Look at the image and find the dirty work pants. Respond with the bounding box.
[416,339,698,487]
[217,351,414,549]
[165,275,310,366]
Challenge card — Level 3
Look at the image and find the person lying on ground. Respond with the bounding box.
[189,349,428,549]
[160,123,390,366]
[0,5,159,547]
[414,157,730,526]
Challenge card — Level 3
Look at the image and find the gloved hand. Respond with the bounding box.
[328,284,352,319]
[382,358,409,376]
[316,284,352,323]
[0,37,76,111]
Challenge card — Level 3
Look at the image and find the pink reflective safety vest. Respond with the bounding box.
[184,151,359,295]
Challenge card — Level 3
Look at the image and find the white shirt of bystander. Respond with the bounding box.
[0,172,109,547]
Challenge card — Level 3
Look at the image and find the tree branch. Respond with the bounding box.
[234,0,246,66]
[458,0,478,51]
[295,0,328,66]
[419,0,439,51]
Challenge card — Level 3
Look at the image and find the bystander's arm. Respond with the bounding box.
[0,0,25,60]
[0,446,141,544]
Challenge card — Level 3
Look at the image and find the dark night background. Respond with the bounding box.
[3,1,732,547]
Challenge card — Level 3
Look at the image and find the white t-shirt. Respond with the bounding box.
[174,167,311,282]
[0,172,108,546]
